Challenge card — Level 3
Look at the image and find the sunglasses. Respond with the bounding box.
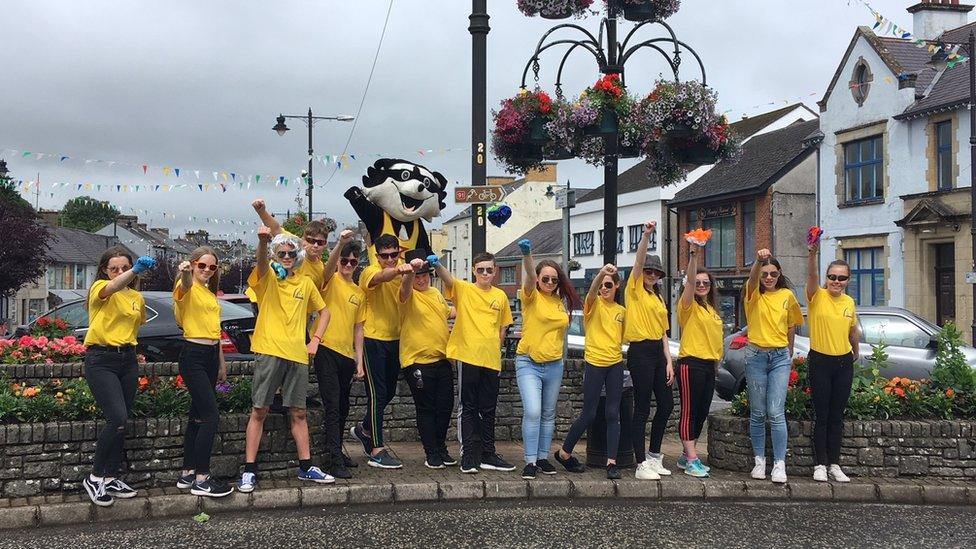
[602,281,615,289]
[826,274,850,282]
[305,236,327,247]
[196,262,218,272]
[476,267,494,275]
[540,275,558,284]
[695,280,711,287]
[378,251,400,260]
[339,258,359,267]
[276,250,298,259]
[643,268,660,275]
[760,271,780,279]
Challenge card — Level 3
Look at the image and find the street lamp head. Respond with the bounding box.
[336,115,355,122]
[545,185,555,198]
[300,169,308,178]
[273,114,289,136]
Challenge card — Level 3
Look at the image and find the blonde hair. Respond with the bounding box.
[188,246,220,294]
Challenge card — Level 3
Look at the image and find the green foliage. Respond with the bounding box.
[282,212,307,237]
[0,178,50,298]
[216,377,253,413]
[58,196,120,232]
[931,322,975,395]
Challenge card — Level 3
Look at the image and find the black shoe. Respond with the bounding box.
[367,449,403,469]
[330,464,353,480]
[536,459,557,475]
[176,473,194,490]
[480,453,516,472]
[606,464,622,480]
[351,425,374,457]
[342,451,358,468]
[103,478,137,499]
[460,455,479,474]
[440,449,458,467]
[190,477,234,498]
[554,451,586,473]
[425,454,446,469]
[83,476,114,507]
[521,463,538,479]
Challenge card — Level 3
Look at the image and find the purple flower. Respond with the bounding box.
[215,381,232,394]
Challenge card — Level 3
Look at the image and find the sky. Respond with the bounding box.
[0,0,924,240]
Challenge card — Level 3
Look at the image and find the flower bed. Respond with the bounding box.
[0,335,86,365]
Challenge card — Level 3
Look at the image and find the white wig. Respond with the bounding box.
[270,233,305,270]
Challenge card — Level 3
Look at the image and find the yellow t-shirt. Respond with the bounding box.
[319,276,366,359]
[173,280,221,340]
[623,274,669,342]
[245,287,257,303]
[248,268,325,364]
[446,280,513,371]
[808,287,858,356]
[677,299,724,361]
[515,288,569,363]
[282,229,326,288]
[84,280,145,347]
[745,286,803,348]
[399,286,451,366]
[583,298,626,367]
[359,264,402,341]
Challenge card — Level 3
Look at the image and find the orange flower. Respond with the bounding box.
[894,387,905,398]
[138,376,151,391]
[891,377,901,385]
[23,387,40,398]
[946,388,955,398]
[684,228,713,246]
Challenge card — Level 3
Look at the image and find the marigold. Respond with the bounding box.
[894,387,906,398]
[946,388,955,398]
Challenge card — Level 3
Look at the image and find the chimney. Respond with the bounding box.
[151,227,169,237]
[908,0,973,41]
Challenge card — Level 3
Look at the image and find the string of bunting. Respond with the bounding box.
[850,0,970,68]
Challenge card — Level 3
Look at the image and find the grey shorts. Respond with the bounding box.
[251,354,309,409]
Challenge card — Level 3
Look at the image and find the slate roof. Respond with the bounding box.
[47,226,134,265]
[495,219,563,260]
[670,119,820,206]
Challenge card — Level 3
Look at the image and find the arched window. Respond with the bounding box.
[850,58,872,106]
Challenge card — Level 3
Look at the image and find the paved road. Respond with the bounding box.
[3,500,973,548]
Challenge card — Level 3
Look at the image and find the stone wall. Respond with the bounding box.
[708,412,976,479]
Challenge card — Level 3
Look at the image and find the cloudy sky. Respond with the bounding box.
[1,0,919,239]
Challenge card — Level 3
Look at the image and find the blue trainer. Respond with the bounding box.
[298,466,336,484]
[238,472,257,493]
[684,459,710,478]
[677,454,710,472]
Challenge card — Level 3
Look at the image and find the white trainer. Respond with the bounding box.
[828,464,850,483]
[750,456,766,480]
[646,455,672,476]
[635,461,661,481]
[770,460,787,484]
[813,465,828,482]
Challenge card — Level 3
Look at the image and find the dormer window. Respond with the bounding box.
[850,58,872,106]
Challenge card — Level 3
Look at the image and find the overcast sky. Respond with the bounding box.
[1,0,919,240]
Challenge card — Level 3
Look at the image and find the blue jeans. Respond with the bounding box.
[515,355,564,463]
[745,346,791,462]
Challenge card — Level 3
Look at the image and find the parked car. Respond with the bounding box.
[218,292,258,316]
[14,291,255,362]
[565,310,679,359]
[714,306,976,401]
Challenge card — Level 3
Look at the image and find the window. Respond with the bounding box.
[860,315,930,349]
[703,215,736,268]
[742,201,756,265]
[500,266,516,285]
[46,264,88,290]
[573,231,595,256]
[649,230,657,252]
[845,247,885,306]
[598,228,623,254]
[851,61,872,105]
[46,301,89,328]
[937,121,953,190]
[844,136,884,203]
[628,225,642,252]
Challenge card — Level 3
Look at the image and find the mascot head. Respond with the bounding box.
[362,158,447,223]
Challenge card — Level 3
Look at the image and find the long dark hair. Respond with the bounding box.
[757,257,791,293]
[188,246,220,294]
[692,269,719,311]
[535,259,582,311]
[86,246,138,309]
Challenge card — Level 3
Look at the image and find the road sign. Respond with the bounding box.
[454,186,507,203]
[554,188,576,209]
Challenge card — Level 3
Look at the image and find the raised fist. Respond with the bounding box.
[178,261,191,272]
[517,239,531,255]
[132,256,157,274]
[339,229,354,242]
[409,258,424,271]
[757,248,771,261]
[252,199,266,212]
[257,226,272,241]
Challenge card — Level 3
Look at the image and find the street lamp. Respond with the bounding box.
[272,109,354,221]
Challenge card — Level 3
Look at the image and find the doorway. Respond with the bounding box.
[934,243,955,328]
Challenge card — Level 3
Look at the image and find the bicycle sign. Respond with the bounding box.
[454,186,507,203]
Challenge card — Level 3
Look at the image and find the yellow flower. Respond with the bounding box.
[56,392,63,398]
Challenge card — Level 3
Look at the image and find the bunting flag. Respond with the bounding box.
[854,0,969,68]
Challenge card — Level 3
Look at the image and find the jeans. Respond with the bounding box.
[627,340,673,459]
[84,347,138,476]
[313,346,356,469]
[515,355,564,463]
[458,363,500,459]
[745,346,791,461]
[362,338,401,447]
[404,360,455,458]
[562,362,624,459]
[179,342,220,474]
[809,350,854,465]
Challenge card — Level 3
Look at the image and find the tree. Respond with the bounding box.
[220,262,254,294]
[58,196,120,232]
[0,179,51,299]
[139,259,178,292]
[282,212,307,237]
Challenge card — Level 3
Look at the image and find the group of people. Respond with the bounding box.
[78,202,862,507]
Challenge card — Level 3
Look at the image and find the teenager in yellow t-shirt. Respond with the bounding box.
[82,247,155,507]
[399,249,457,469]
[555,264,626,480]
[676,241,723,478]
[431,251,514,473]
[251,198,333,288]
[513,238,581,479]
[172,246,232,498]
[743,249,804,484]
[805,240,861,483]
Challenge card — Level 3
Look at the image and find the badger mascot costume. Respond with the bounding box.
[344,158,448,259]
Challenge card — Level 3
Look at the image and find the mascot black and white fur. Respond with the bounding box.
[344,158,448,257]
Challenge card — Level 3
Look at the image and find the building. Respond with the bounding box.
[817,0,976,338]
[493,219,565,305]
[95,215,192,261]
[671,119,821,334]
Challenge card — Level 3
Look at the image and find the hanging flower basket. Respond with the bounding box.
[539,99,585,161]
[607,0,681,22]
[518,0,594,19]
[491,89,555,174]
[583,109,619,136]
[578,74,629,137]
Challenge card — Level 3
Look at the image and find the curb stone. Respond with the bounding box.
[527,479,572,499]
[348,483,394,504]
[615,479,660,499]
[438,480,484,501]
[703,480,746,500]
[251,487,301,510]
[484,480,528,499]
[394,482,439,502]
[831,482,879,502]
[38,502,91,526]
[788,482,833,501]
[570,479,616,499]
[877,484,924,504]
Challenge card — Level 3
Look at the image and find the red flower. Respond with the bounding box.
[36,317,51,328]
[894,387,906,398]
[54,318,68,330]
[804,387,812,395]
[946,388,955,398]
[174,375,186,390]
[788,369,799,387]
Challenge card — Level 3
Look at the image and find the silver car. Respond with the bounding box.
[715,306,976,400]
[567,310,680,359]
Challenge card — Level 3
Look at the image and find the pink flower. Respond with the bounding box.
[62,336,77,345]
[36,336,49,347]
[44,358,54,366]
[11,351,23,360]
[18,336,34,347]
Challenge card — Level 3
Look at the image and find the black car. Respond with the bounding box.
[15,291,255,362]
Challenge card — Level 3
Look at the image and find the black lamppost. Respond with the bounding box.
[272,109,354,221]
[517,3,707,266]
[470,0,490,258]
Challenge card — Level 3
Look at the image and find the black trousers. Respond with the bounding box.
[179,342,220,474]
[677,357,715,441]
[404,360,455,457]
[362,338,400,447]
[628,339,673,458]
[809,350,854,465]
[314,346,356,468]
[458,363,500,459]
[84,347,138,476]
[563,362,625,458]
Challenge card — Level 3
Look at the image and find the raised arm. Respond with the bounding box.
[746,248,770,295]
[679,243,701,309]
[429,254,454,291]
[806,241,820,302]
[323,229,354,287]
[252,199,282,236]
[255,226,271,278]
[99,256,155,300]
[519,239,536,298]
[632,221,656,272]
[586,264,616,307]
[175,260,193,300]
[399,259,422,303]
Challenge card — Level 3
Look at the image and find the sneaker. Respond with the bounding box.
[606,464,622,480]
[480,453,516,472]
[635,461,661,481]
[176,473,195,490]
[425,454,446,469]
[828,464,851,483]
[367,450,403,469]
[646,455,672,476]
[460,455,479,474]
[521,463,538,479]
[677,454,710,473]
[351,425,373,457]
[684,458,709,478]
[342,451,358,468]
[440,450,458,467]
[83,476,114,507]
[536,459,557,475]
[299,466,336,484]
[190,477,234,498]
[813,465,828,482]
[330,464,353,480]
[104,478,137,499]
[751,456,767,480]
[770,460,787,484]
[238,472,257,493]
[554,451,586,473]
